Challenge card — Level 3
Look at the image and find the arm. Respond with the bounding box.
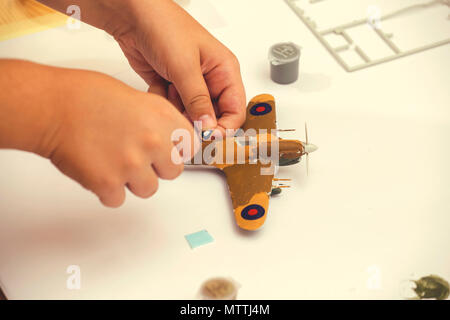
[35,0,133,33]
[0,59,196,207]
[0,59,62,156]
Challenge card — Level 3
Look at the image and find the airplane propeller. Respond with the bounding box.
[305,123,309,175]
[303,123,318,176]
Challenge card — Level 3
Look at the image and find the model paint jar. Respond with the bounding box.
[269,42,301,84]
[198,277,239,300]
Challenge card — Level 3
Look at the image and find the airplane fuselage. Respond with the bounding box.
[192,133,308,167]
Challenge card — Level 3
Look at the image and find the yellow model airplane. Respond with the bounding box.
[189,94,317,231]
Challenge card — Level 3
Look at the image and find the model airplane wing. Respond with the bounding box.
[242,94,277,132]
[222,162,274,230]
[215,94,280,230]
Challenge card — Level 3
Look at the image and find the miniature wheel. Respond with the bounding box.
[270,187,282,196]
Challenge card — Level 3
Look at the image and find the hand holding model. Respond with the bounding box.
[0,0,246,207]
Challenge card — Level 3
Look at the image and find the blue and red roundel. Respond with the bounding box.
[241,204,265,220]
[250,103,272,116]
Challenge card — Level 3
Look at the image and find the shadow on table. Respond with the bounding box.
[297,73,332,93]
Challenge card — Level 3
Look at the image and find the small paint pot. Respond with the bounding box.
[198,277,240,300]
[268,42,301,84]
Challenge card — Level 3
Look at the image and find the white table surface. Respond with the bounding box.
[0,0,449,299]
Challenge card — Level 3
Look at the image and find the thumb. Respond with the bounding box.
[171,65,217,130]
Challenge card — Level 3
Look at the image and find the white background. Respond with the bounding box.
[0,0,449,299]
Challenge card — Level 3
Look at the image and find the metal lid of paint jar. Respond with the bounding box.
[268,42,301,84]
[269,42,301,64]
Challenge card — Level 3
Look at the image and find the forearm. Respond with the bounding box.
[36,0,144,36]
[0,59,63,157]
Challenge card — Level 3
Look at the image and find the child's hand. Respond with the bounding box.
[38,0,246,134]
[115,0,246,134]
[46,69,196,207]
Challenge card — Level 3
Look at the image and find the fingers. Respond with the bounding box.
[153,94,200,161]
[205,55,247,132]
[57,89,197,208]
[85,174,126,208]
[147,75,168,98]
[126,166,159,198]
[51,153,127,208]
[216,83,246,132]
[167,83,185,114]
[171,63,217,130]
[151,141,185,180]
[98,184,126,208]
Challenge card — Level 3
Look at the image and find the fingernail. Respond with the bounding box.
[199,114,216,129]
